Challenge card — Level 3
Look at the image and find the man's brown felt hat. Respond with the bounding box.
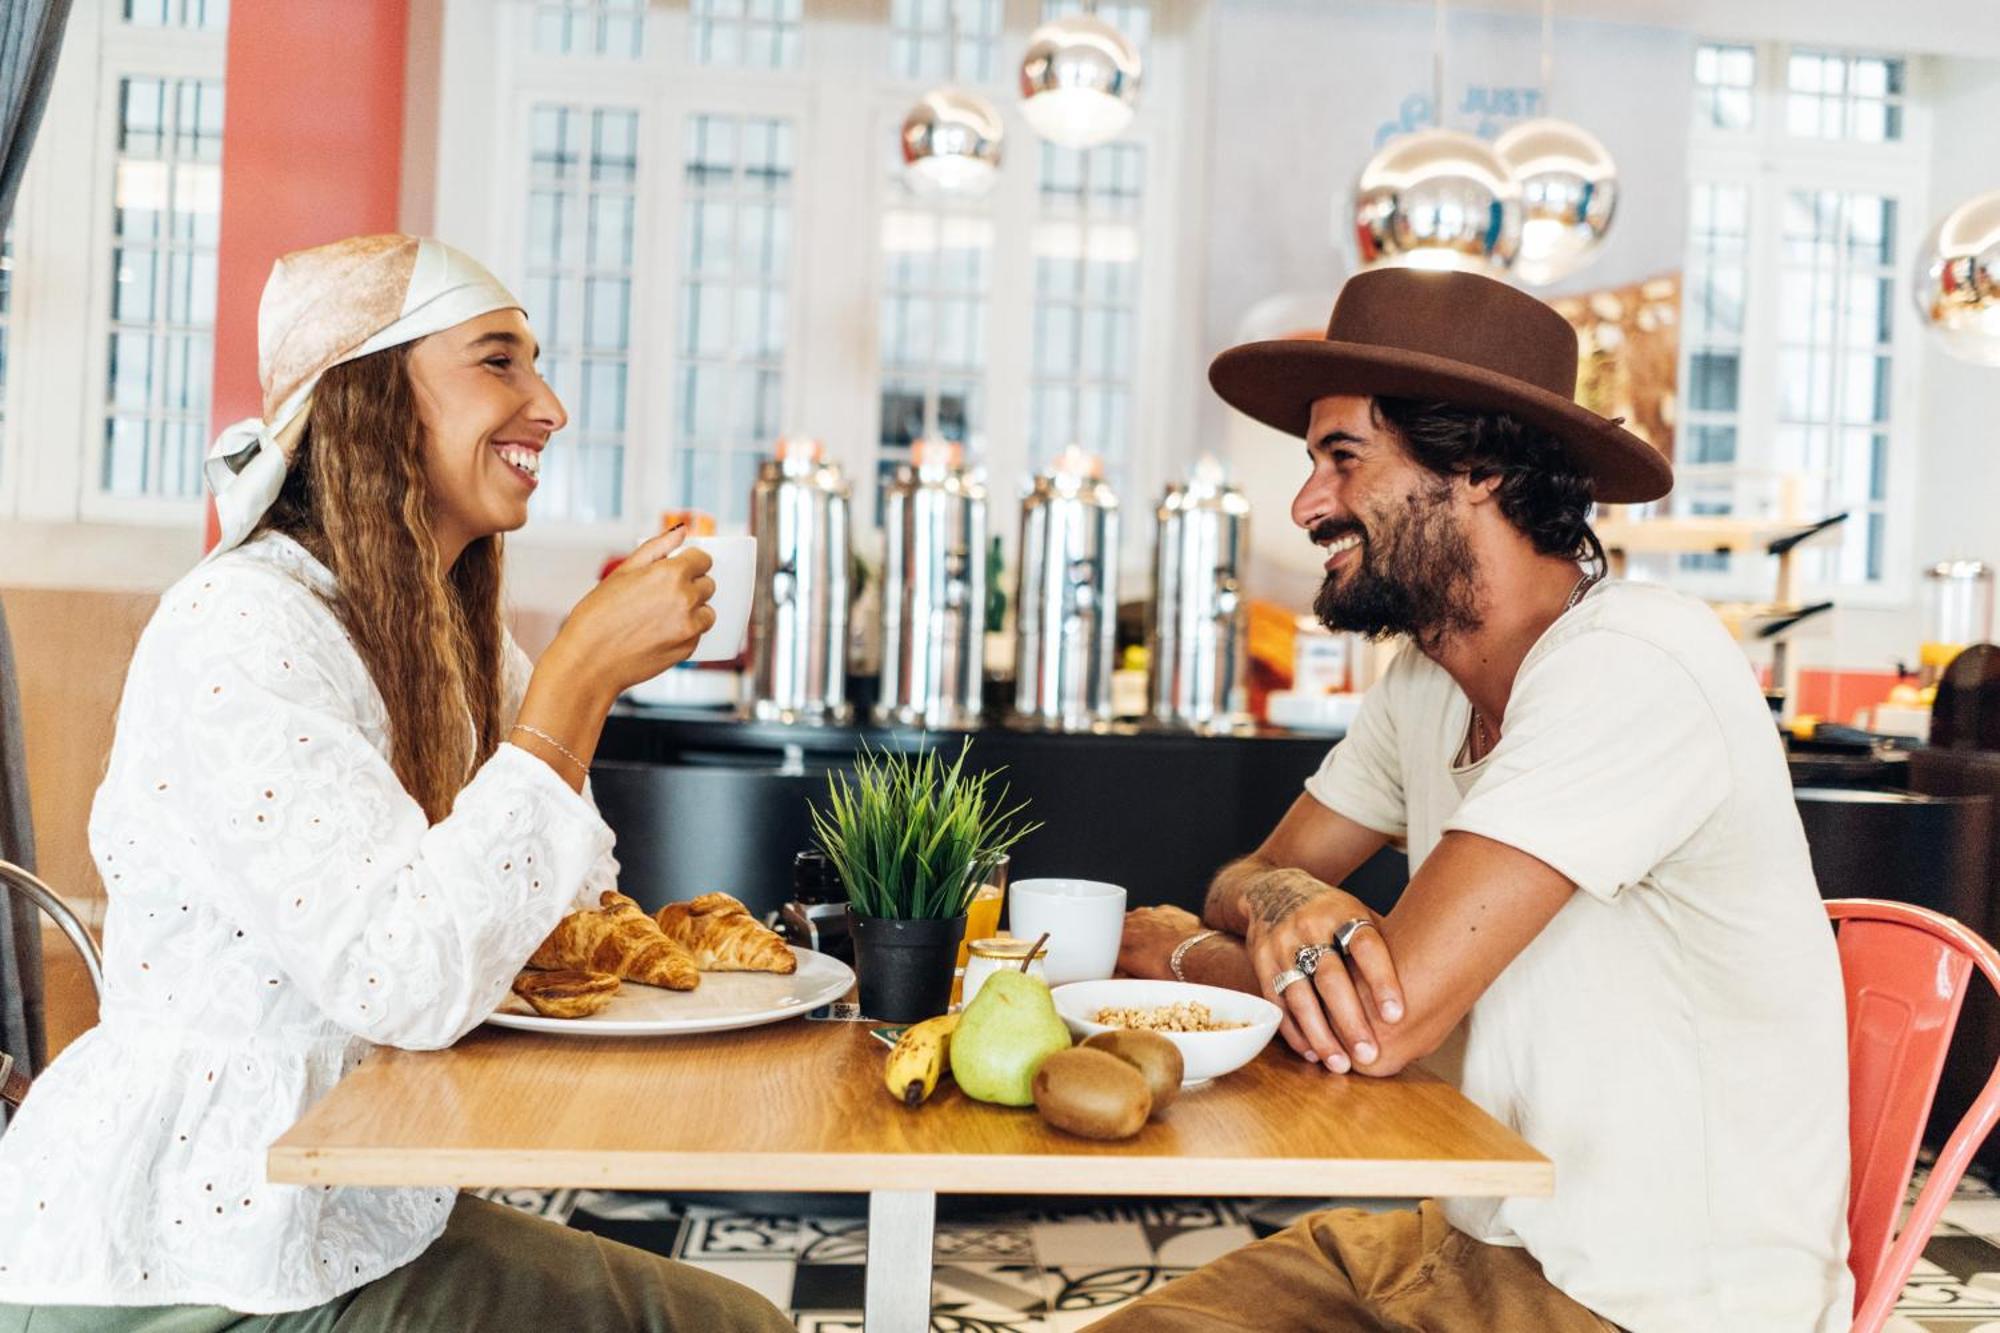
[1208,268,1673,504]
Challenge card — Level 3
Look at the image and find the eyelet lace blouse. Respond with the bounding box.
[0,533,617,1312]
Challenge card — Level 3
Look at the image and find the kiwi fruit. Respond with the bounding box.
[1032,1047,1153,1140]
[1082,1030,1184,1115]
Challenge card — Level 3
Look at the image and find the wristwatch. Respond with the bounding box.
[1169,929,1221,983]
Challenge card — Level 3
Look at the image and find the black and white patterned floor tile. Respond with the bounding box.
[469,1166,2000,1331]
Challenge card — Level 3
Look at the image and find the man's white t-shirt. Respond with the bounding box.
[1305,580,1852,1333]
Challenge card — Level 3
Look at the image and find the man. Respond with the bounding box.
[1102,268,1851,1332]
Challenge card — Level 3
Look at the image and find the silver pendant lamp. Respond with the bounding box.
[1348,0,1521,277]
[1018,5,1142,149]
[901,5,1004,197]
[1914,189,2000,366]
[1493,0,1619,286]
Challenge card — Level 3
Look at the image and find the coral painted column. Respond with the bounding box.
[204,1,411,549]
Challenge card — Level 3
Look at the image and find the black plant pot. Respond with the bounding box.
[848,911,966,1023]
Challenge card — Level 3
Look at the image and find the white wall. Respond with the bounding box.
[1912,57,2000,581]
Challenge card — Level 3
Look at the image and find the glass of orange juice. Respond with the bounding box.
[951,856,1011,1004]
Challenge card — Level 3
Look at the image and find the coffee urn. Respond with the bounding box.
[748,438,852,724]
[1012,449,1119,730]
[877,440,988,729]
[1150,460,1251,731]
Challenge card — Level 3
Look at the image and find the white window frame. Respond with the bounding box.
[0,0,224,537]
[1679,39,1928,609]
[440,0,1202,582]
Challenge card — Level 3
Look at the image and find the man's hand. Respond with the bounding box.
[1117,904,1205,980]
[1243,874,1405,1073]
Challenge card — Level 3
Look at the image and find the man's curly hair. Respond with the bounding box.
[1370,396,1606,575]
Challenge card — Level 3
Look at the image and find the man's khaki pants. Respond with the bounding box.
[1086,1200,1621,1332]
[0,1194,795,1333]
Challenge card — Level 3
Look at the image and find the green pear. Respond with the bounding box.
[950,970,1073,1107]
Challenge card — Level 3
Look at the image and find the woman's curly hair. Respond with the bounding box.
[1371,396,1606,574]
[253,345,506,823]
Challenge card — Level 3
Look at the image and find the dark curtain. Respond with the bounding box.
[0,0,74,1100]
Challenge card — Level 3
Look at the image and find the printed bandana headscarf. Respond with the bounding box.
[202,234,521,558]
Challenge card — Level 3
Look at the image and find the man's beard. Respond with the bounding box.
[1311,479,1483,649]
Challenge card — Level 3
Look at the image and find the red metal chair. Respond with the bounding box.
[1831,898,2000,1332]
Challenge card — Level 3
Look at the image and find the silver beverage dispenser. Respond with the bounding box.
[748,438,852,724]
[877,441,988,729]
[1012,450,1119,730]
[1150,460,1251,732]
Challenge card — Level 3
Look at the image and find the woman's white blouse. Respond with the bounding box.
[0,534,618,1312]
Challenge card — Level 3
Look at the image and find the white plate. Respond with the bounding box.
[488,950,855,1036]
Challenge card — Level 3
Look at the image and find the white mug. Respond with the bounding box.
[1007,878,1127,985]
[678,534,756,662]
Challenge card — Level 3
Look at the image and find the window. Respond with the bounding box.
[1030,143,1144,498]
[1786,51,1904,143]
[889,0,1002,83]
[875,158,993,515]
[524,105,640,523]
[102,75,224,502]
[435,0,1189,561]
[532,0,645,59]
[690,0,804,69]
[1680,40,1924,596]
[123,0,227,29]
[1776,190,1898,582]
[1676,182,1751,572]
[673,114,795,526]
[1693,42,1756,132]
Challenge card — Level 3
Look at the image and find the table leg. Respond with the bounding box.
[865,1188,937,1332]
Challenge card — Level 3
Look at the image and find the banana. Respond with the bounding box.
[884,1012,960,1107]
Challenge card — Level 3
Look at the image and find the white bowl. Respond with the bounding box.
[1050,979,1282,1086]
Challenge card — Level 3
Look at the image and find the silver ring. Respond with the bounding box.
[1294,943,1336,976]
[1271,967,1309,995]
[1333,917,1378,953]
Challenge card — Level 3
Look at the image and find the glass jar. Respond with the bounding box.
[1921,561,1995,684]
[960,936,1048,1008]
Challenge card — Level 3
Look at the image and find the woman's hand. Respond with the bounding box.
[1117,904,1205,980]
[549,526,718,702]
[1242,873,1405,1073]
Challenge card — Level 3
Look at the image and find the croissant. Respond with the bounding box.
[512,968,620,1019]
[654,892,798,974]
[529,891,701,991]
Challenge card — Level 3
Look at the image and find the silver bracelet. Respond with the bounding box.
[510,723,587,777]
[1169,929,1221,983]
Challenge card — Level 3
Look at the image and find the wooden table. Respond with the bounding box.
[271,1021,1550,1329]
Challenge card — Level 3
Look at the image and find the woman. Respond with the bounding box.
[0,236,793,1331]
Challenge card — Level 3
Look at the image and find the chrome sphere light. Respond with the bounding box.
[1494,117,1618,287]
[901,86,1005,198]
[1914,189,2000,366]
[1350,129,1521,277]
[1018,13,1142,149]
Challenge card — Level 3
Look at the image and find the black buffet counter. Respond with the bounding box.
[593,706,1409,918]
[593,706,1935,922]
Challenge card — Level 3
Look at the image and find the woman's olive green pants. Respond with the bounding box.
[0,1193,795,1332]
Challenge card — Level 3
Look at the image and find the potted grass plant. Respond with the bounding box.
[809,739,1039,1022]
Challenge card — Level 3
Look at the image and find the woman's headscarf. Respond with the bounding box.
[203,234,522,559]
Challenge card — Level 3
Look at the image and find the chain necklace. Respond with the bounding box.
[1470,569,1600,758]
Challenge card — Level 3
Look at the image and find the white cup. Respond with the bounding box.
[1007,878,1127,985]
[678,534,756,662]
